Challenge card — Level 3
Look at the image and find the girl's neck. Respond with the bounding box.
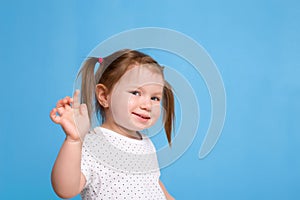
[100,122,142,140]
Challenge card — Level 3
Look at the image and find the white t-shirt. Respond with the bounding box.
[80,127,166,200]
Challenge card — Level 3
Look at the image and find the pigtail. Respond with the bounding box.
[77,57,98,122]
[162,81,175,146]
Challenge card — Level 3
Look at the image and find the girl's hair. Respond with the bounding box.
[78,49,174,145]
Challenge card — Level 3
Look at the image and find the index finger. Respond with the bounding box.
[73,89,80,108]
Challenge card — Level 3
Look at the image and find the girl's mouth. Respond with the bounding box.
[132,112,151,120]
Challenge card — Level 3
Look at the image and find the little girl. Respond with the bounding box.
[50,49,175,199]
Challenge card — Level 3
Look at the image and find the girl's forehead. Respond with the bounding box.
[118,66,164,87]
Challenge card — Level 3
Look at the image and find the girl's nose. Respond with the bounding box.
[140,97,151,111]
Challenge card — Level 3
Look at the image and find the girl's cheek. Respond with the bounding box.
[127,96,136,107]
[152,105,161,117]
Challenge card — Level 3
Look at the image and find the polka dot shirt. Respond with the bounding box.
[80,127,166,200]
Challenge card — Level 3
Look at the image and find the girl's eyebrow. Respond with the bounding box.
[151,91,163,96]
[132,86,162,96]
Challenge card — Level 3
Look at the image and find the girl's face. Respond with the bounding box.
[106,66,164,135]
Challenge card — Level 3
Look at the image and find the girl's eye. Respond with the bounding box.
[151,96,160,102]
[130,91,141,96]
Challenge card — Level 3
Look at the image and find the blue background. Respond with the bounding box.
[1,0,299,199]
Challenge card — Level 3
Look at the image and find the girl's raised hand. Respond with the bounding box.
[50,90,90,142]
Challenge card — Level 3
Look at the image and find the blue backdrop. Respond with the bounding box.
[1,0,299,199]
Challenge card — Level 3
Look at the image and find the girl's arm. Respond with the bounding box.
[51,139,86,198]
[50,90,90,198]
[159,180,175,200]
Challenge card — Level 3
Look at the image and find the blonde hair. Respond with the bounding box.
[78,49,174,145]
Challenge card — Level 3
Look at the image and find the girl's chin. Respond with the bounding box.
[113,117,155,133]
[121,124,152,133]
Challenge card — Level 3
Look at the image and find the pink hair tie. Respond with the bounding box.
[98,57,103,63]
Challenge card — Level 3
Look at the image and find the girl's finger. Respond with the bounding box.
[64,103,72,110]
[56,96,72,108]
[56,99,64,108]
[67,97,74,106]
[57,107,64,115]
[73,90,80,108]
[50,108,60,123]
[62,96,72,105]
[80,103,88,115]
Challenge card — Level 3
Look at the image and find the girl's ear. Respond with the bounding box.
[96,84,109,108]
